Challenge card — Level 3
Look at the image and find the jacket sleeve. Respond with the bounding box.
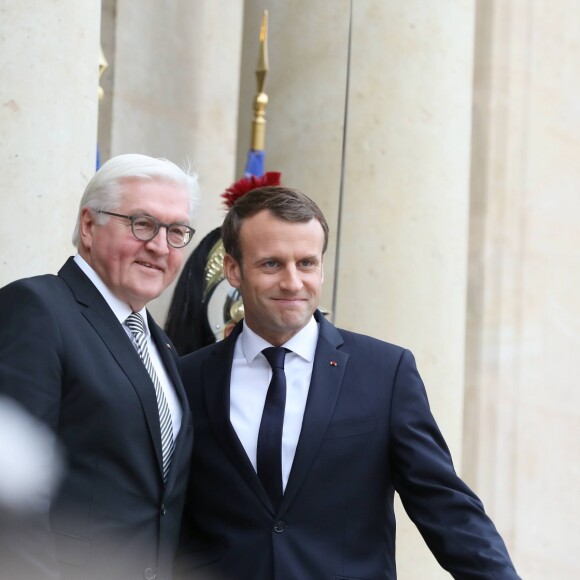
[0,281,63,426]
[0,280,63,579]
[389,349,520,579]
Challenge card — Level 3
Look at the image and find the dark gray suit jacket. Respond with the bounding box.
[177,311,519,579]
[0,258,193,580]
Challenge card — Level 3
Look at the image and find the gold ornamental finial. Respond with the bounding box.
[251,10,269,151]
[98,45,109,101]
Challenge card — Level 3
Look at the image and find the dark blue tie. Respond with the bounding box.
[257,347,287,509]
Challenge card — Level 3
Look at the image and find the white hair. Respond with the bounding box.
[72,154,200,247]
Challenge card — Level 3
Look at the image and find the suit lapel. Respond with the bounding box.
[203,323,273,510]
[202,313,350,514]
[59,258,164,475]
[280,312,349,513]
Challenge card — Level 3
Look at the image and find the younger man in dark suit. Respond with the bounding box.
[178,186,520,579]
[0,154,199,580]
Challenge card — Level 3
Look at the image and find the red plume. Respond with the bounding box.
[221,172,282,208]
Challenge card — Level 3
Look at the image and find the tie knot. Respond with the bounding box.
[262,347,287,370]
[126,312,145,337]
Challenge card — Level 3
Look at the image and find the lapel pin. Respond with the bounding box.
[329,360,338,367]
[166,343,172,349]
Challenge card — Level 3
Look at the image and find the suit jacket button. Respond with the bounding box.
[273,521,286,533]
[161,503,166,516]
[144,567,157,580]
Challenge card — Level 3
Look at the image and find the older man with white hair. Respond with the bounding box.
[0,154,199,580]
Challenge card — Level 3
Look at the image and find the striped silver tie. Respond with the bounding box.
[126,312,175,482]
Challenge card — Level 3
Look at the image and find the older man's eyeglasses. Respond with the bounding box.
[96,211,195,248]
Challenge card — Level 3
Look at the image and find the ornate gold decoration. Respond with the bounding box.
[251,10,269,151]
[229,299,245,325]
[203,239,226,303]
[98,45,108,101]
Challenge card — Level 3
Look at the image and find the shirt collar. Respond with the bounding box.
[240,315,319,365]
[73,254,149,334]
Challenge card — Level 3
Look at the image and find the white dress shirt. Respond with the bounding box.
[73,254,182,439]
[230,316,319,491]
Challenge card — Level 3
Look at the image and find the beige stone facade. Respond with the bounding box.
[1,1,578,577]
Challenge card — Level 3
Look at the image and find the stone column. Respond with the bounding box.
[340,3,475,578]
[238,0,351,312]
[103,0,244,322]
[0,0,101,286]
[465,1,580,577]
[240,1,475,578]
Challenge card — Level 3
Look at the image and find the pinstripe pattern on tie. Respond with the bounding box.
[126,312,174,482]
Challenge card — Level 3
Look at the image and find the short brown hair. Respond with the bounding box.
[221,186,329,265]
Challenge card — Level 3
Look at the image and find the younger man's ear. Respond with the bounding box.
[223,254,242,289]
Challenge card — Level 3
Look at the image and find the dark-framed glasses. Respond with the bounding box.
[96,211,195,248]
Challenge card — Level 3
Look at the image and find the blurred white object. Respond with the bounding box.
[0,396,63,514]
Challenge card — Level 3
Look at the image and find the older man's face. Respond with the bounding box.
[80,178,191,311]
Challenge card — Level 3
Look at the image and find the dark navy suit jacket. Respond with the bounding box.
[0,258,193,580]
[177,311,519,579]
